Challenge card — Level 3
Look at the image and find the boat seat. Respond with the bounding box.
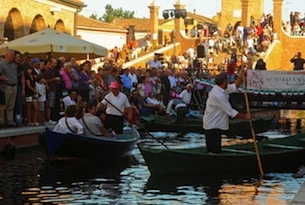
[222,148,255,154]
[263,143,304,150]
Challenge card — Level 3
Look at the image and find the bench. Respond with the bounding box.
[263,143,304,150]
[222,148,255,154]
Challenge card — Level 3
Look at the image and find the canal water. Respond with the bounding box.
[1,109,305,205]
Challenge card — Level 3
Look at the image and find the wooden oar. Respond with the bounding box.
[102,97,169,149]
[192,89,203,112]
[243,75,264,176]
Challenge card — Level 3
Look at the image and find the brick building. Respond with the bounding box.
[0,0,84,43]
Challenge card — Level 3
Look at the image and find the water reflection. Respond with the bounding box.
[1,147,305,204]
[277,110,305,134]
[1,109,305,204]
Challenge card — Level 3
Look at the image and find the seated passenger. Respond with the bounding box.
[80,102,110,137]
[140,92,158,116]
[53,105,84,134]
[62,90,82,109]
[166,98,188,123]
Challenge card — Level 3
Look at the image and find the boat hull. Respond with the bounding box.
[141,115,272,136]
[138,133,305,175]
[40,128,140,161]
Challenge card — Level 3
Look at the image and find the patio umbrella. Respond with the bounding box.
[0,28,108,59]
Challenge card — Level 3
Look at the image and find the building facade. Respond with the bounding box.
[0,0,84,44]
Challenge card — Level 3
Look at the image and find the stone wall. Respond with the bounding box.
[0,0,80,43]
[276,30,305,70]
[219,0,242,31]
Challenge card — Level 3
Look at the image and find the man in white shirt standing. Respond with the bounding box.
[168,70,177,89]
[146,55,163,69]
[203,71,251,153]
[128,66,138,88]
[100,81,131,134]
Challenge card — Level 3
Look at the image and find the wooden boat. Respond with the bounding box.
[138,133,305,175]
[39,127,140,161]
[140,114,272,137]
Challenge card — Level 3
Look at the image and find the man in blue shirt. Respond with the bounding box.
[120,68,132,95]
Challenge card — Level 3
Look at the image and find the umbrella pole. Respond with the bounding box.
[243,74,264,176]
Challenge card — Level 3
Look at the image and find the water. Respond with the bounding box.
[1,109,305,205]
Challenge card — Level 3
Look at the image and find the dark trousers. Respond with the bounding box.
[50,89,61,121]
[204,129,226,153]
[14,85,23,126]
[79,89,89,103]
[176,107,188,123]
[105,114,124,134]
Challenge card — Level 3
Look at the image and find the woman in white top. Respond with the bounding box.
[53,105,84,134]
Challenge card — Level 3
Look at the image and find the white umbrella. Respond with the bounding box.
[0,28,108,59]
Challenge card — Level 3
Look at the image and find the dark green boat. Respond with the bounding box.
[140,114,273,137]
[138,133,305,175]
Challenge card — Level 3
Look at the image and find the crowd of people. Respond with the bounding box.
[283,11,305,36]
[0,49,201,137]
[0,12,294,149]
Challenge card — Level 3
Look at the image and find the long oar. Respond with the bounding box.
[102,97,169,149]
[243,75,264,176]
[192,89,203,112]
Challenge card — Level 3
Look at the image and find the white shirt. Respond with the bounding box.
[168,75,177,88]
[179,89,192,104]
[128,73,138,85]
[186,47,195,58]
[166,99,187,114]
[203,84,239,130]
[146,96,160,105]
[208,38,215,47]
[102,92,131,116]
[36,82,46,102]
[53,117,84,135]
[146,60,162,69]
[62,95,76,108]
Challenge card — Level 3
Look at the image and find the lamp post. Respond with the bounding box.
[162,9,187,67]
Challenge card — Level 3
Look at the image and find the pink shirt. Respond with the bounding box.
[144,77,155,97]
[60,70,72,90]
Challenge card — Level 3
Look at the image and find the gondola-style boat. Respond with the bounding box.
[39,127,140,161]
[140,114,273,137]
[138,133,305,175]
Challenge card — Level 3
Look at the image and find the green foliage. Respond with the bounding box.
[89,4,135,22]
[89,13,98,20]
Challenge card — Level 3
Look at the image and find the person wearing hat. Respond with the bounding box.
[100,81,131,134]
[203,70,251,153]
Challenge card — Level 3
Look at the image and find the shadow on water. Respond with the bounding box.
[145,173,263,204]
[144,172,304,205]
[40,155,139,185]
[0,147,139,205]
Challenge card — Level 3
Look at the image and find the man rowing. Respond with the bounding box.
[203,70,251,153]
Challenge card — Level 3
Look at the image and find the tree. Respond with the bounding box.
[101,4,135,22]
[89,13,98,20]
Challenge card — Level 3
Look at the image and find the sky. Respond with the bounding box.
[80,0,305,21]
